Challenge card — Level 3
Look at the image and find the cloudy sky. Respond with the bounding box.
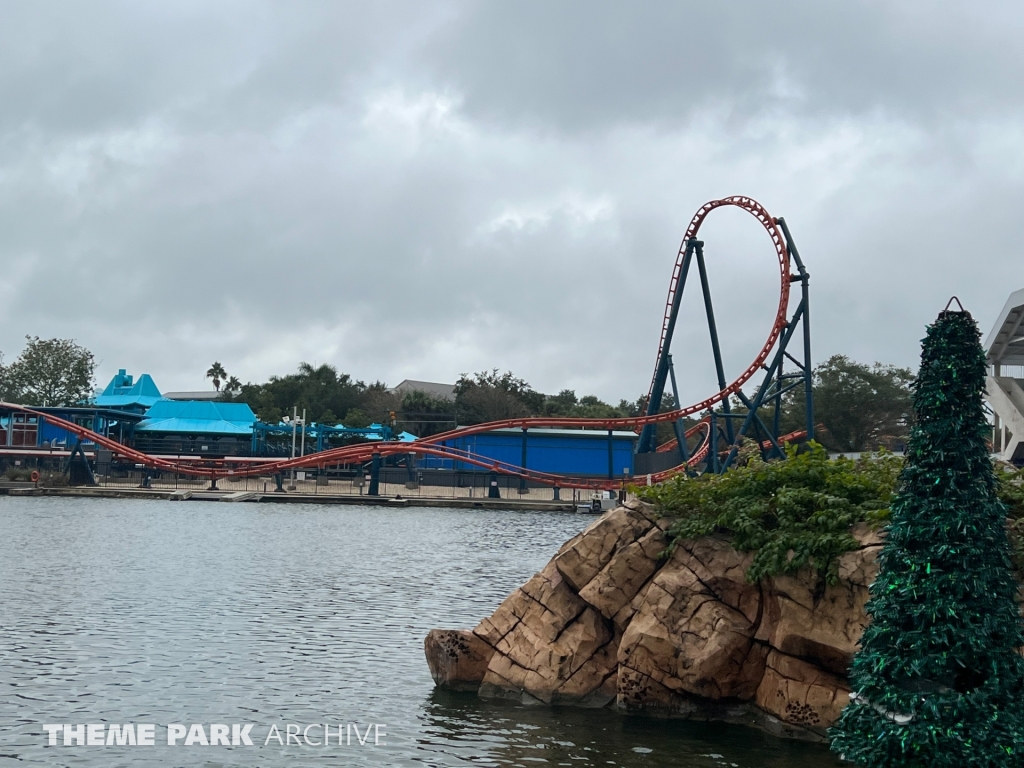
[1,1,1022,406]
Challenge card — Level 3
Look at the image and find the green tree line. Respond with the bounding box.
[769,354,914,452]
[220,365,649,437]
[0,334,918,450]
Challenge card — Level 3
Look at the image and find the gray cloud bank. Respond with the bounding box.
[0,0,1021,406]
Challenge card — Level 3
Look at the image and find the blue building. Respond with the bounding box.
[2,367,643,476]
[93,369,165,412]
[133,400,257,456]
[0,369,158,455]
[0,405,142,450]
[428,427,637,478]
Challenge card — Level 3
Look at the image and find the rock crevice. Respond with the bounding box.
[424,501,887,741]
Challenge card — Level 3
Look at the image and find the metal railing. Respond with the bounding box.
[0,451,625,505]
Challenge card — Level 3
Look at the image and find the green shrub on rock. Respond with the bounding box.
[638,442,903,584]
[639,445,1024,588]
[996,465,1024,571]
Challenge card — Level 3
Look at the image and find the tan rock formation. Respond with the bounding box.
[755,650,850,731]
[617,538,768,703]
[424,629,495,691]
[424,501,889,742]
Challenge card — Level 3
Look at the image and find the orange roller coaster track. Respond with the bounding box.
[2,196,814,489]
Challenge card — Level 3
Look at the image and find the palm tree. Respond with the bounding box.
[298,362,338,385]
[224,376,242,394]
[206,362,227,391]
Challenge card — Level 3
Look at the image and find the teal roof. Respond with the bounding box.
[137,400,256,435]
[94,369,165,409]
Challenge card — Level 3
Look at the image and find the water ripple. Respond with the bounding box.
[0,497,839,767]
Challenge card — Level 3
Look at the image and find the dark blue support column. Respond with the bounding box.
[776,217,814,442]
[639,240,697,453]
[520,428,528,492]
[488,471,500,499]
[735,389,785,460]
[721,301,806,471]
[695,243,734,446]
[368,452,381,496]
[608,430,614,479]
[801,275,814,441]
[708,411,719,474]
[667,354,690,463]
[773,358,783,444]
[66,436,97,486]
[750,417,769,462]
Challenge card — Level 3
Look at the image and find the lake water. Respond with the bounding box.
[0,497,841,767]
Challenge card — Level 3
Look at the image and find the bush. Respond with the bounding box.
[996,464,1024,571]
[39,472,68,487]
[3,466,33,481]
[639,444,1024,586]
[637,442,903,584]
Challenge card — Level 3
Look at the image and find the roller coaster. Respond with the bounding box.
[3,196,813,491]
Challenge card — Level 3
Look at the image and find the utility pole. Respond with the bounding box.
[299,408,307,487]
[290,406,297,488]
[290,407,297,458]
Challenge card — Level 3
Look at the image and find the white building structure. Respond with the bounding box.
[985,287,1024,462]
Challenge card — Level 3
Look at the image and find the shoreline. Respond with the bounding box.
[0,483,585,512]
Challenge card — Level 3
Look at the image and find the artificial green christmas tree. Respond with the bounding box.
[831,306,1024,766]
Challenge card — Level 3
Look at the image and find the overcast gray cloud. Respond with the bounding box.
[0,0,1022,408]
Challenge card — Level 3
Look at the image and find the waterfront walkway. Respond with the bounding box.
[0,482,590,512]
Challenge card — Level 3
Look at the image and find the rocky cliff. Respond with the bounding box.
[424,500,884,742]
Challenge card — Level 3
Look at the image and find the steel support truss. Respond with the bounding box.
[638,216,813,472]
